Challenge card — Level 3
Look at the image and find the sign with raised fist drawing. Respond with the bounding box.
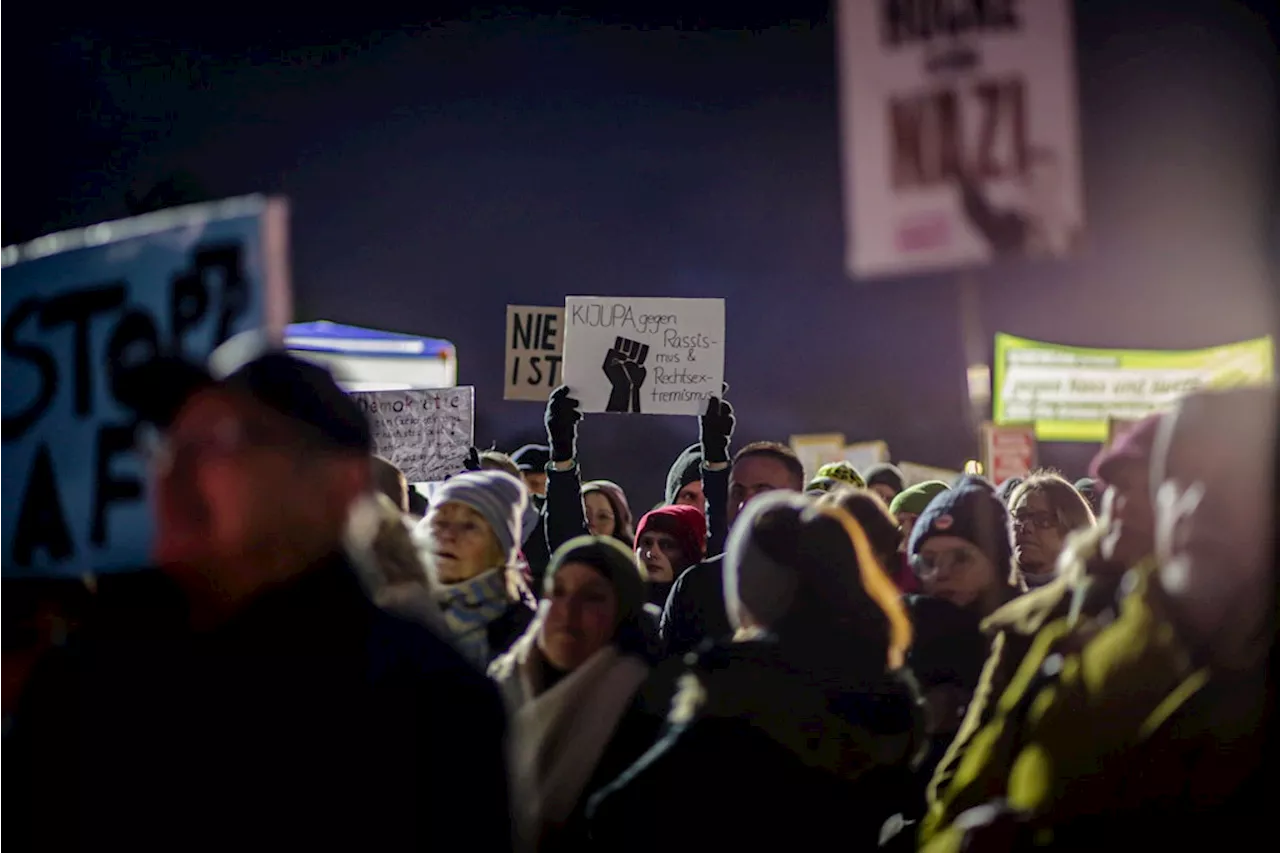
[561,297,725,416]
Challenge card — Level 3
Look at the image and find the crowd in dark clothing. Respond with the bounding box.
[3,347,1275,853]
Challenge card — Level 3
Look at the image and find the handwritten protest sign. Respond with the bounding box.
[1,196,291,578]
[351,387,474,482]
[505,305,565,401]
[561,297,724,416]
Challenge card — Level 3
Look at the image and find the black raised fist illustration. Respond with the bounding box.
[602,336,649,413]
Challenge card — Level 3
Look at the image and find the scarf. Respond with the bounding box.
[500,630,649,844]
[435,569,511,668]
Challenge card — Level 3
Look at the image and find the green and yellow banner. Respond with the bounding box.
[992,333,1274,442]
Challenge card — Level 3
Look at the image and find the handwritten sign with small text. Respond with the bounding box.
[351,387,474,482]
[561,297,724,416]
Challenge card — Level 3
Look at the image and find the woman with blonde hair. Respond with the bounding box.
[587,493,923,852]
[415,470,538,667]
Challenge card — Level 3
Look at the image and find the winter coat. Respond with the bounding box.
[489,623,662,853]
[658,554,731,658]
[5,554,513,853]
[586,638,924,852]
[921,526,1138,835]
[919,561,1268,853]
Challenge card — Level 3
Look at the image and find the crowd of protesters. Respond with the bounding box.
[3,343,1275,852]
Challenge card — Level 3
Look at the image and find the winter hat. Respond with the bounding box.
[908,475,1014,577]
[815,461,865,488]
[581,480,636,544]
[1089,412,1163,486]
[864,463,906,495]
[995,476,1023,505]
[545,535,648,629]
[426,470,528,565]
[511,444,551,473]
[805,475,842,493]
[889,480,950,518]
[723,492,912,671]
[635,504,707,564]
[665,444,703,504]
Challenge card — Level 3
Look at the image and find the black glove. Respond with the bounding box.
[699,395,734,465]
[462,446,481,472]
[545,385,582,463]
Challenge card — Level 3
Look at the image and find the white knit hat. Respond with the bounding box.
[420,470,529,564]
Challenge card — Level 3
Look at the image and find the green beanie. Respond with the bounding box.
[815,461,865,488]
[544,535,648,627]
[889,480,950,518]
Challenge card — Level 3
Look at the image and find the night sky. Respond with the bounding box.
[6,1,1277,508]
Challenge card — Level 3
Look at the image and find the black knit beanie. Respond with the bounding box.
[665,444,703,505]
[908,475,1015,578]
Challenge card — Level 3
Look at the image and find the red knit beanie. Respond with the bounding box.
[635,504,707,564]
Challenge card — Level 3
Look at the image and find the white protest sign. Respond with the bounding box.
[561,297,724,416]
[837,0,1083,277]
[505,305,565,401]
[790,433,848,484]
[350,387,474,482]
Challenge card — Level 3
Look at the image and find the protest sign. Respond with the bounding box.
[993,332,1274,442]
[561,297,725,416]
[836,0,1083,277]
[981,422,1037,485]
[351,387,474,482]
[898,461,962,487]
[790,433,848,483]
[505,305,565,401]
[1,196,291,578]
[843,440,891,476]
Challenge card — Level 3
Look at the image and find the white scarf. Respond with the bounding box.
[495,630,649,844]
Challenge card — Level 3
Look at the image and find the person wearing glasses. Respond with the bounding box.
[907,476,1022,620]
[921,437,1159,844]
[7,351,515,853]
[1005,473,1097,590]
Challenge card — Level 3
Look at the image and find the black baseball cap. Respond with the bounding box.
[116,350,371,454]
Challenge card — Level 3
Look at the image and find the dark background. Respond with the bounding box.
[5,1,1277,509]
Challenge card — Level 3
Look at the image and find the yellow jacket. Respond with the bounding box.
[919,561,1254,852]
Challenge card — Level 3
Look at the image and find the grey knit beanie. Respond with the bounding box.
[426,470,528,564]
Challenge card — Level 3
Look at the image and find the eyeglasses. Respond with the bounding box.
[1012,510,1062,532]
[136,417,296,474]
[911,547,976,578]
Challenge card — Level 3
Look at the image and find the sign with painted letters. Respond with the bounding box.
[351,387,475,483]
[505,305,565,401]
[561,297,725,416]
[1,196,292,578]
[837,0,1084,277]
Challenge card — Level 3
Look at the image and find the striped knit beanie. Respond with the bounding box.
[428,470,528,564]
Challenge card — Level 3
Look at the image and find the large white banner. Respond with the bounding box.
[837,0,1083,277]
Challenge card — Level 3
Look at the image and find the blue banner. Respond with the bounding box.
[2,197,290,577]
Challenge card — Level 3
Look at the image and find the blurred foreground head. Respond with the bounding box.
[119,350,372,612]
[1151,385,1276,670]
[724,492,911,677]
